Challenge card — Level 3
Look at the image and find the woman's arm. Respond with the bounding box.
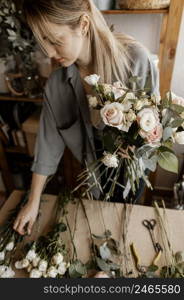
[13,173,48,235]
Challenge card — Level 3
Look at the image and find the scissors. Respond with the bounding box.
[142,219,163,253]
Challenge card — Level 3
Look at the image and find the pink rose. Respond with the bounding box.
[139,123,163,144]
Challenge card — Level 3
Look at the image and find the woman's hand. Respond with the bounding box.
[13,201,40,236]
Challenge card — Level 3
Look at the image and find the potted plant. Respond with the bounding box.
[0,0,42,97]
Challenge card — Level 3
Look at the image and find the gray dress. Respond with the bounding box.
[31,43,160,200]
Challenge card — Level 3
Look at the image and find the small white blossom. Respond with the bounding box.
[84,74,100,86]
[38,260,48,272]
[134,100,144,111]
[87,95,98,108]
[26,249,37,262]
[47,266,58,278]
[0,251,5,261]
[29,268,42,278]
[174,131,184,144]
[57,262,67,275]
[102,152,119,168]
[52,253,64,266]
[126,110,136,122]
[6,241,14,251]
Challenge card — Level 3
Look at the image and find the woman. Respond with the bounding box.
[13,0,159,235]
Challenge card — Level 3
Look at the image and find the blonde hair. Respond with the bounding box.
[23,0,139,85]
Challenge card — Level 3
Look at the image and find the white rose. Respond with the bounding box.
[0,251,5,261]
[102,153,119,168]
[52,253,64,266]
[87,95,98,108]
[26,250,37,262]
[0,265,6,276]
[84,74,100,86]
[47,266,58,278]
[100,102,125,130]
[6,241,14,251]
[126,110,136,122]
[38,260,48,272]
[15,260,23,270]
[57,262,67,275]
[29,268,42,278]
[1,266,15,278]
[137,108,159,132]
[32,256,41,267]
[21,258,30,268]
[174,131,184,144]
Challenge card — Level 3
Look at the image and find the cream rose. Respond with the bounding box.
[169,92,184,107]
[100,102,125,130]
[137,108,159,132]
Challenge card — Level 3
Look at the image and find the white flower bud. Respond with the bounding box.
[57,262,67,275]
[38,260,48,272]
[52,253,64,266]
[21,258,30,268]
[174,131,184,144]
[6,241,14,251]
[29,269,42,278]
[32,256,41,267]
[0,251,5,261]
[47,266,58,278]
[15,260,23,270]
[84,74,100,86]
[26,249,37,262]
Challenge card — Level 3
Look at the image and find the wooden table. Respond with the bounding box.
[0,190,184,277]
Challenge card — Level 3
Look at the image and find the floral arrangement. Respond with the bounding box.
[74,74,184,201]
[0,192,29,278]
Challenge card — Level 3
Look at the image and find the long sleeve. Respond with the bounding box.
[31,91,65,176]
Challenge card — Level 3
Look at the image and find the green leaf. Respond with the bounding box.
[96,257,111,272]
[158,146,174,154]
[170,118,184,128]
[163,127,173,141]
[75,260,87,275]
[68,260,87,278]
[147,264,159,272]
[99,242,111,260]
[158,151,178,173]
[171,104,184,114]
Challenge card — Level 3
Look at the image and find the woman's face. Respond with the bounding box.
[39,22,86,67]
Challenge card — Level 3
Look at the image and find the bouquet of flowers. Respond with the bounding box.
[74,74,184,201]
